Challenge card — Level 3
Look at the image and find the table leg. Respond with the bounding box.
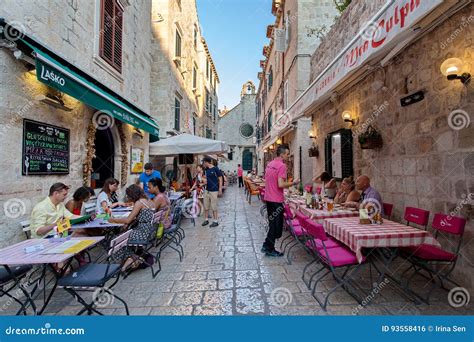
[369,248,421,304]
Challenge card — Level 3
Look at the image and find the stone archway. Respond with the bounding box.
[83,113,128,187]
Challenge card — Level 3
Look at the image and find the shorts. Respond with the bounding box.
[203,190,218,211]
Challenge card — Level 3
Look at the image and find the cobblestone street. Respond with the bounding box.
[2,185,471,316]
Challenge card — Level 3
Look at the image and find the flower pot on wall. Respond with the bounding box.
[358,125,383,149]
[308,146,319,157]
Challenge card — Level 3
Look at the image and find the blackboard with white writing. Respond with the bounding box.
[22,119,70,175]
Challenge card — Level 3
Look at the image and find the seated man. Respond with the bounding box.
[344,175,384,215]
[30,183,80,238]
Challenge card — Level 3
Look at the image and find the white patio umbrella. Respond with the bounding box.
[149,133,228,156]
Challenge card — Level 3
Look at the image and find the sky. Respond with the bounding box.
[196,0,273,110]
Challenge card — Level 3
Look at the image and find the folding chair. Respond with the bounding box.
[155,202,185,262]
[126,215,161,278]
[284,211,313,264]
[0,265,35,315]
[302,220,366,310]
[399,213,466,303]
[404,207,430,230]
[20,221,31,239]
[300,219,342,288]
[58,231,131,315]
[382,203,393,220]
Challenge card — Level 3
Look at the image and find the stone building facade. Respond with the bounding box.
[0,0,156,247]
[255,0,338,184]
[299,1,474,290]
[217,81,257,173]
[150,0,219,139]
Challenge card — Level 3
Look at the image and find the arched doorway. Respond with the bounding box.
[91,128,115,189]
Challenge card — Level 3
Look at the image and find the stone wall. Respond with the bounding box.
[0,0,152,247]
[150,0,218,138]
[308,2,474,290]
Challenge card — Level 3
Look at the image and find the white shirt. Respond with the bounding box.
[96,191,112,214]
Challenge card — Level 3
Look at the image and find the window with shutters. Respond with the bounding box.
[175,30,182,66]
[268,67,273,89]
[285,12,291,50]
[193,65,197,89]
[174,98,181,131]
[99,0,123,73]
[324,129,353,180]
[193,26,198,49]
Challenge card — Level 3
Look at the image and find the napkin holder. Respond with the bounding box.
[359,209,371,224]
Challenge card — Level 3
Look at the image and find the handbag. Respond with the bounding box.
[155,207,170,239]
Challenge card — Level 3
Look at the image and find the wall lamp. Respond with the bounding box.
[440,58,471,84]
[342,111,358,125]
[276,138,282,144]
[308,130,317,139]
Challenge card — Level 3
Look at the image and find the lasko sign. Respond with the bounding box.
[284,0,443,124]
[40,64,66,86]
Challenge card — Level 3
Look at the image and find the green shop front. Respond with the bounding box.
[3,27,159,190]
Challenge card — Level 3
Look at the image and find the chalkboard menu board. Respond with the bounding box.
[22,119,70,175]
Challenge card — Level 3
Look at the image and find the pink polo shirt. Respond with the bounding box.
[264,157,287,203]
[237,167,243,177]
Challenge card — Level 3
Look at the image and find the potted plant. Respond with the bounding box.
[308,145,319,157]
[358,125,383,149]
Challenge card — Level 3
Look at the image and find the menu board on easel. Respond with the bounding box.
[22,119,70,175]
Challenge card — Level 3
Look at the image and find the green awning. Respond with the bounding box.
[25,42,159,137]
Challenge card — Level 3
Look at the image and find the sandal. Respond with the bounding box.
[121,256,143,275]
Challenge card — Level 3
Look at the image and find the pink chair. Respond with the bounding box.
[382,203,393,220]
[315,187,322,195]
[282,211,312,264]
[404,207,430,230]
[304,185,313,193]
[400,213,466,303]
[302,219,366,310]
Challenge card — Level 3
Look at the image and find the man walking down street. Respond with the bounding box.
[262,145,299,257]
[202,156,223,228]
[237,164,244,188]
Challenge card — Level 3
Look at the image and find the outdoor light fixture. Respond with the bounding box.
[342,111,357,125]
[440,58,471,84]
[133,128,144,139]
[308,130,316,139]
[276,138,282,144]
[269,144,274,150]
[263,149,268,153]
[36,94,73,112]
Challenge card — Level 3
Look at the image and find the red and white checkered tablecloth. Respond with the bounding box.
[323,217,442,263]
[286,198,358,222]
[299,206,358,222]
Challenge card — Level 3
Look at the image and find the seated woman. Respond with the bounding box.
[313,171,337,198]
[334,176,360,205]
[108,185,156,272]
[96,178,127,214]
[148,178,172,229]
[66,187,92,215]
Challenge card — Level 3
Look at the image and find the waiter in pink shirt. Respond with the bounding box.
[262,144,299,257]
[237,164,244,188]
